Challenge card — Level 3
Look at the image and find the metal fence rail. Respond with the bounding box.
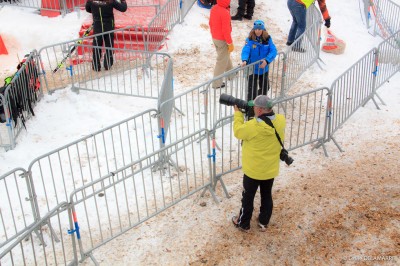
[179,0,196,22]
[147,0,180,45]
[0,202,76,266]
[0,52,43,151]
[370,0,400,38]
[0,0,78,17]
[211,87,330,191]
[158,57,290,147]
[69,46,172,99]
[328,49,377,139]
[26,109,161,221]
[0,0,164,17]
[374,29,400,89]
[68,129,212,264]
[0,168,36,253]
[38,35,171,92]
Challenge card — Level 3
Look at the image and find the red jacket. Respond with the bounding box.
[209,0,233,44]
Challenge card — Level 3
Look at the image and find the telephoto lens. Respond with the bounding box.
[219,93,249,110]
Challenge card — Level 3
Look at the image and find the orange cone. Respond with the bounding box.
[0,35,8,55]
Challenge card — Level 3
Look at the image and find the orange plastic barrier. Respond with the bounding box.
[0,35,8,55]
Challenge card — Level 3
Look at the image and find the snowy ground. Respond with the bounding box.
[0,0,399,265]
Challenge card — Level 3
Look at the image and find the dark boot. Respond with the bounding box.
[231,13,243,21]
[243,14,252,20]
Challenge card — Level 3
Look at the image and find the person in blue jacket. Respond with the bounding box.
[241,20,277,117]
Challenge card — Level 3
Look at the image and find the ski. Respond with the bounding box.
[52,24,93,73]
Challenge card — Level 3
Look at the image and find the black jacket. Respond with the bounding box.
[85,0,128,33]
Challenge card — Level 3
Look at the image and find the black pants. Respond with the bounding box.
[246,72,270,118]
[92,32,115,71]
[237,0,255,16]
[237,174,274,229]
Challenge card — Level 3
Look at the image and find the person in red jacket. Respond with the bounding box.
[209,0,234,89]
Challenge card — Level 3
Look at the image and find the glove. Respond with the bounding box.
[324,18,331,28]
[228,43,234,53]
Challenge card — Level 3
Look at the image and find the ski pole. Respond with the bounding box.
[52,24,93,73]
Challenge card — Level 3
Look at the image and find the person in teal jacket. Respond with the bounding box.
[232,95,286,231]
[241,20,277,117]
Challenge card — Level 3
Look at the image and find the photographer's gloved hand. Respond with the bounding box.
[324,18,331,28]
[228,43,234,53]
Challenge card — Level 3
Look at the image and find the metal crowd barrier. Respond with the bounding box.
[179,0,196,23]
[368,0,400,38]
[374,29,400,90]
[158,57,288,147]
[38,29,169,92]
[0,52,43,151]
[327,48,378,146]
[0,0,164,17]
[0,202,77,266]
[26,109,161,221]
[0,168,36,253]
[68,129,212,264]
[69,46,172,99]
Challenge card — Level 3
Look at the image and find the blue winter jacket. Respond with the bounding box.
[241,33,277,75]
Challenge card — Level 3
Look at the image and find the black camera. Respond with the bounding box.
[219,93,250,112]
[280,149,294,166]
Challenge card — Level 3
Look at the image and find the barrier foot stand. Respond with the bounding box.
[33,219,60,246]
[312,139,330,157]
[151,156,178,174]
[79,252,99,265]
[173,105,184,116]
[33,227,47,247]
[200,185,220,203]
[329,136,344,153]
[213,174,230,199]
[71,85,80,95]
[46,219,61,242]
[374,92,386,106]
[362,93,384,110]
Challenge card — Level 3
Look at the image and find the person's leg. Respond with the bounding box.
[245,0,255,18]
[259,178,275,226]
[92,35,103,71]
[257,71,270,95]
[246,74,257,118]
[212,39,229,88]
[293,5,307,45]
[237,174,259,229]
[287,0,306,45]
[232,0,246,20]
[247,74,257,100]
[104,32,114,70]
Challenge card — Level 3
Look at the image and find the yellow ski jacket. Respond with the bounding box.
[233,111,286,180]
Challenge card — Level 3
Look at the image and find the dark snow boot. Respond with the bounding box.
[243,14,253,20]
[231,13,243,21]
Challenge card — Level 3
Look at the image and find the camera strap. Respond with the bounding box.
[258,115,285,149]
